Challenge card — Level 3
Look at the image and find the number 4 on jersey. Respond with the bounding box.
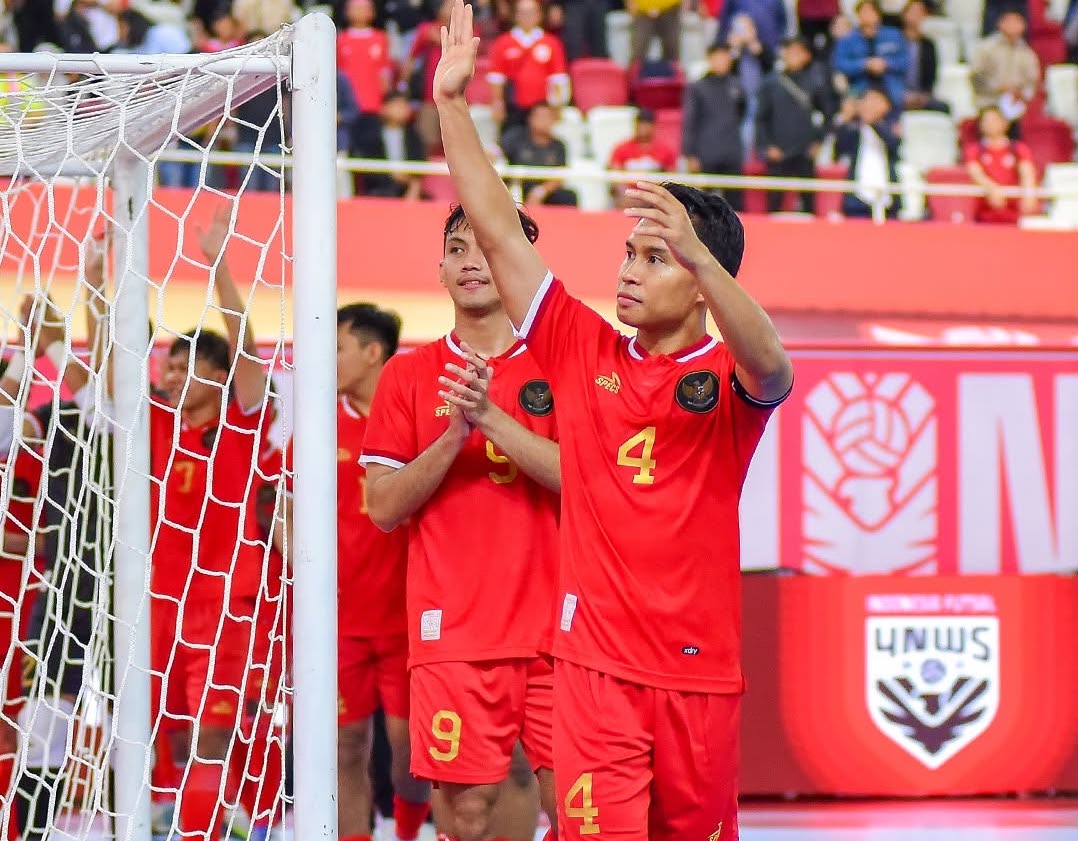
[616,426,657,485]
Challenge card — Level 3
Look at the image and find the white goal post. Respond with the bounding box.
[0,13,338,841]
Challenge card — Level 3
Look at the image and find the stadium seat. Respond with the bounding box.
[629,63,686,110]
[934,63,977,120]
[1020,162,1078,228]
[564,158,613,211]
[470,104,498,150]
[570,58,630,112]
[653,108,683,159]
[924,165,979,222]
[1029,22,1067,68]
[920,16,963,67]
[606,10,632,67]
[468,57,493,105]
[815,163,849,218]
[554,113,588,163]
[1045,64,1078,127]
[586,105,637,171]
[943,0,986,58]
[900,110,960,169]
[1021,116,1077,170]
[422,157,457,202]
[679,12,708,70]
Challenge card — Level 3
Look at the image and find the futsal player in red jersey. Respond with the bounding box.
[149,206,274,841]
[433,5,794,839]
[361,204,561,841]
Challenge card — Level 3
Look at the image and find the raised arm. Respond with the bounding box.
[624,182,793,402]
[433,0,549,329]
[439,343,560,492]
[198,205,269,413]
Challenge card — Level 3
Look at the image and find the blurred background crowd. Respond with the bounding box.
[1,0,1077,221]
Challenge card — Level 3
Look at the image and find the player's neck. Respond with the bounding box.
[452,312,518,358]
[635,321,708,357]
[182,398,222,429]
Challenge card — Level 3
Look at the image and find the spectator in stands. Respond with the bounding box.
[717,0,787,54]
[1066,0,1078,63]
[487,0,570,131]
[552,0,608,60]
[337,0,394,116]
[725,13,775,161]
[114,8,191,54]
[833,0,909,112]
[232,0,298,36]
[233,75,289,192]
[682,43,746,209]
[901,0,949,113]
[56,0,115,53]
[11,0,59,52]
[970,9,1040,122]
[834,87,901,217]
[982,0,1028,36]
[799,0,840,56]
[756,36,834,213]
[404,0,452,153]
[351,92,426,199]
[198,10,242,52]
[629,0,682,64]
[500,101,578,206]
[964,104,1039,222]
[607,108,678,207]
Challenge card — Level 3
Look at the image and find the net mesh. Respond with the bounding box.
[0,29,297,841]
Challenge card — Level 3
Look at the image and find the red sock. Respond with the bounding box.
[152,731,179,801]
[179,761,225,841]
[392,794,430,841]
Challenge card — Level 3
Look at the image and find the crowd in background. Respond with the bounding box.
[0,0,1075,222]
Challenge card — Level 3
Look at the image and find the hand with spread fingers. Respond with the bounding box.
[438,340,494,427]
[622,180,714,276]
[432,0,481,104]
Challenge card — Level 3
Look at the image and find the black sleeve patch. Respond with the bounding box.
[731,370,792,409]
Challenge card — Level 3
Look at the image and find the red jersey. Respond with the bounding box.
[335,397,408,637]
[360,334,560,667]
[965,140,1034,222]
[1,449,41,598]
[487,28,569,109]
[609,138,678,173]
[253,443,288,602]
[150,399,270,604]
[517,276,783,693]
[337,27,393,113]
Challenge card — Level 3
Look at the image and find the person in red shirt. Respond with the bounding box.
[487,0,570,129]
[338,0,394,114]
[607,108,679,208]
[403,0,453,152]
[433,5,794,840]
[149,206,275,841]
[361,204,561,841]
[964,104,1039,224]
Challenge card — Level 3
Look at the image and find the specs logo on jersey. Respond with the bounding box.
[519,379,554,416]
[708,822,723,841]
[201,426,219,451]
[675,371,719,414]
[866,596,999,769]
[434,403,452,417]
[595,371,621,394]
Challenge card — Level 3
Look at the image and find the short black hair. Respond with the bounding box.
[855,0,882,13]
[707,42,732,55]
[443,203,540,247]
[661,182,745,277]
[337,303,402,360]
[169,329,232,373]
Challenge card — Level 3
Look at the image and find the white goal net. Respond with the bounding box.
[0,16,338,841]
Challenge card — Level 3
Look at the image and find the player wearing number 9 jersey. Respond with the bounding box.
[361,204,561,841]
[432,4,794,839]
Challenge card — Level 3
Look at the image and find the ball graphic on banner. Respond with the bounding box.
[830,395,911,477]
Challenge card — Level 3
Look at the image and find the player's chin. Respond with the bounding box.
[615,300,644,327]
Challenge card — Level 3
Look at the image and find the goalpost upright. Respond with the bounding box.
[0,13,339,841]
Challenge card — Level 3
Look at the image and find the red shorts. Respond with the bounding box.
[151,595,255,730]
[409,657,553,786]
[241,594,288,736]
[338,633,409,723]
[554,660,740,841]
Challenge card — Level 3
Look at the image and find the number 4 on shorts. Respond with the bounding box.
[564,773,600,835]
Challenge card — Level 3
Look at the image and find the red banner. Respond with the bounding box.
[741,349,1078,575]
[741,575,1078,796]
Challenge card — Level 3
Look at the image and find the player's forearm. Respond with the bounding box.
[366,426,468,531]
[213,259,256,356]
[474,406,561,493]
[695,259,792,400]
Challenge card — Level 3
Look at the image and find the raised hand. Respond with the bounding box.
[622,181,714,275]
[196,204,232,264]
[432,0,480,104]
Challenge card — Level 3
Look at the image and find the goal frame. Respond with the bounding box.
[0,14,339,841]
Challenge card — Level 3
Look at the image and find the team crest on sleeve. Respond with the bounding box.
[675,370,719,413]
[865,595,999,769]
[519,380,554,416]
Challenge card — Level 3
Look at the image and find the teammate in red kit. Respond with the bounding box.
[433,4,794,839]
[149,206,274,841]
[337,0,394,114]
[361,204,560,841]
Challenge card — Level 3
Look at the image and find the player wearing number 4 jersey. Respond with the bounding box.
[433,4,795,840]
[361,204,560,841]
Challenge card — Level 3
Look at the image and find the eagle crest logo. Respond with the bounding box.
[519,379,554,417]
[675,370,719,413]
